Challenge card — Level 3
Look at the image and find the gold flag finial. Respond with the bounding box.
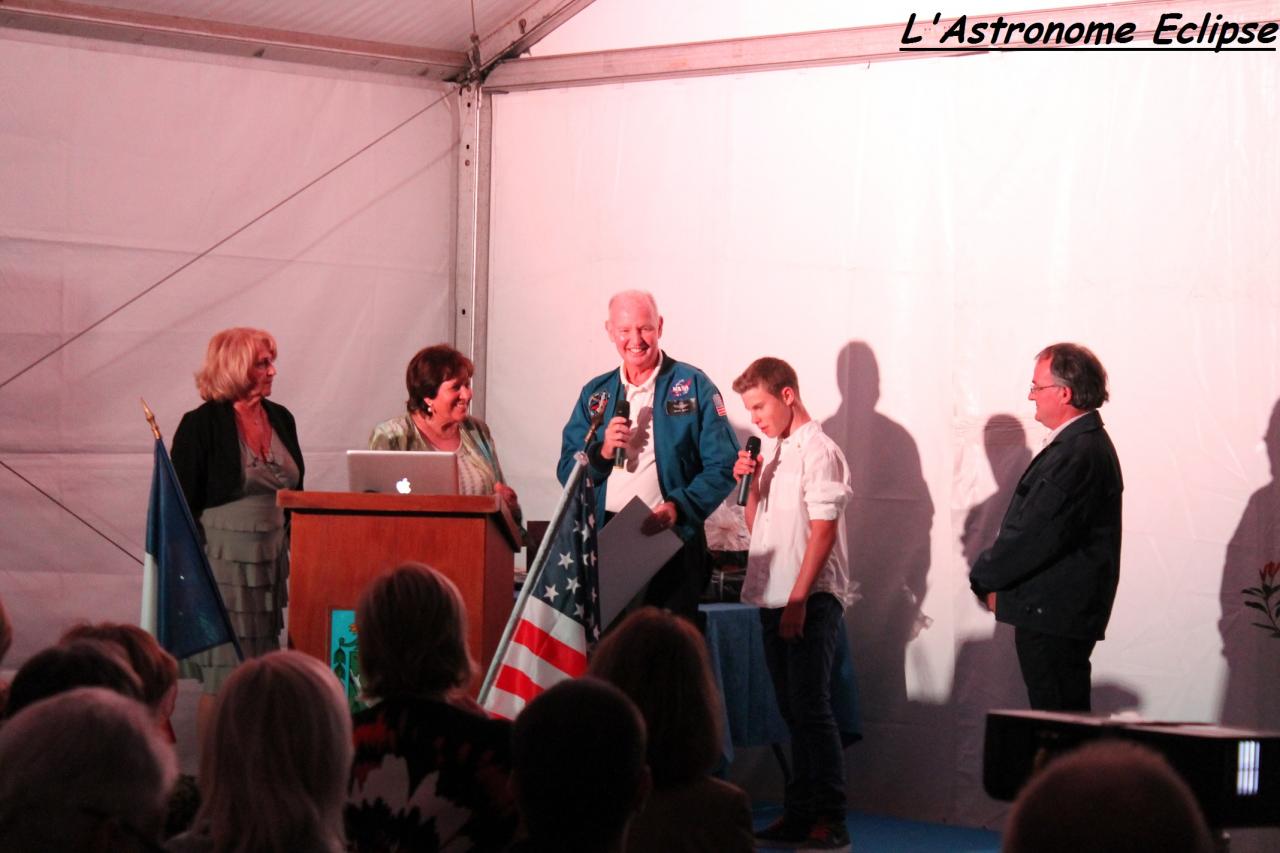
[141,398,161,441]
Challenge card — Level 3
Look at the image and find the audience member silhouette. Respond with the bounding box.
[167,650,352,853]
[510,678,651,853]
[0,686,178,852]
[58,621,199,837]
[61,621,180,738]
[589,607,753,853]
[3,637,143,718]
[1003,740,1214,853]
[345,562,516,852]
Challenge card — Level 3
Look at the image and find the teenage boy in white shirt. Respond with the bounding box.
[732,357,854,850]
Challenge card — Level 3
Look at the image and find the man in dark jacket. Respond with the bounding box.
[970,343,1123,711]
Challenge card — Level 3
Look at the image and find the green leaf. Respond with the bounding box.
[1242,587,1264,596]
[1244,601,1268,613]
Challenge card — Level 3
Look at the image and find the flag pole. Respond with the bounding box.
[477,452,589,705]
[141,398,245,662]
[140,398,162,635]
[141,398,161,440]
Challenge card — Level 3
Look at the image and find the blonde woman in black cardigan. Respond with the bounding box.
[171,327,304,740]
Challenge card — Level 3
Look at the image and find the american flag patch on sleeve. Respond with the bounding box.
[713,393,727,417]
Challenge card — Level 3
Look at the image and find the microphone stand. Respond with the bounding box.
[582,403,606,451]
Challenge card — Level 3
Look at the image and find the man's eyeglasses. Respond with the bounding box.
[1029,382,1062,394]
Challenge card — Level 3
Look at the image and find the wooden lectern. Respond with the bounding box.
[277,490,521,675]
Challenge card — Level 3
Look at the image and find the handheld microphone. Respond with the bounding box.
[737,436,762,506]
[613,400,631,469]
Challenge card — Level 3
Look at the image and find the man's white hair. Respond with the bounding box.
[607,290,660,321]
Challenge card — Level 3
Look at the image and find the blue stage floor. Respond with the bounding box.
[753,804,1001,853]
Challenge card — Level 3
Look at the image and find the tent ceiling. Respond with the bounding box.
[0,0,596,80]
[54,0,513,45]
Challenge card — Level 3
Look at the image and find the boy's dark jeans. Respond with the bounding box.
[759,591,847,823]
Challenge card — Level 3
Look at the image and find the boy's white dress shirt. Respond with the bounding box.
[741,420,854,609]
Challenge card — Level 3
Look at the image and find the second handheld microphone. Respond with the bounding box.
[613,399,631,469]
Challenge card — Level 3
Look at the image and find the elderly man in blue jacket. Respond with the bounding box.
[558,290,739,622]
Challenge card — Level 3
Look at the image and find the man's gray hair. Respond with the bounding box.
[1037,343,1109,411]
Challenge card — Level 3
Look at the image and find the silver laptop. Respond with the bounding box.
[346,450,460,495]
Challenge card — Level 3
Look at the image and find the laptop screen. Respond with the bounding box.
[346,450,460,495]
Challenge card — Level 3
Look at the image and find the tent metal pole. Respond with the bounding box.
[452,86,494,419]
[475,0,601,71]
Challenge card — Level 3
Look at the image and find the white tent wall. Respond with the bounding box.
[484,51,1279,832]
[0,29,460,665]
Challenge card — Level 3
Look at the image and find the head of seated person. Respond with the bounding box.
[0,686,177,852]
[1003,739,1215,853]
[511,678,650,853]
[347,563,519,851]
[588,606,721,788]
[3,637,144,719]
[357,561,475,703]
[61,621,179,734]
[181,650,353,853]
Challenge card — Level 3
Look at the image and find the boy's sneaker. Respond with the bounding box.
[754,815,811,847]
[796,817,851,850]
[755,815,851,850]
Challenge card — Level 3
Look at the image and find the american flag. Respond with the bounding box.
[483,476,601,720]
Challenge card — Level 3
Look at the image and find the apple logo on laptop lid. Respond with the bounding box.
[396,477,412,495]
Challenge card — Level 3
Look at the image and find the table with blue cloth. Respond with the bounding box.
[700,602,862,769]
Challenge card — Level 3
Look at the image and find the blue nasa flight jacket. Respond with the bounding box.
[557,354,740,543]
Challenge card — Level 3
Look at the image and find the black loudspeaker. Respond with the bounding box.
[983,709,1280,828]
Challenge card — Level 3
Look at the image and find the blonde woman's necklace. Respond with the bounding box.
[235,402,272,461]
